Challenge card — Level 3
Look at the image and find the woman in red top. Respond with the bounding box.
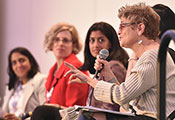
[31,23,89,120]
[44,22,89,107]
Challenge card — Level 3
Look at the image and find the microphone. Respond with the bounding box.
[94,49,109,79]
[18,111,32,120]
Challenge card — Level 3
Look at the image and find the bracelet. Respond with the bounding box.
[110,84,116,104]
[128,57,138,62]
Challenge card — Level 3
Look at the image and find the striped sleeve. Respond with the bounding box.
[94,50,157,105]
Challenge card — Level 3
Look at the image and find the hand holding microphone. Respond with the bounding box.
[94,49,109,79]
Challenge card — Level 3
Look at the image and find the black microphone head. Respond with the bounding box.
[99,49,109,60]
[18,112,32,120]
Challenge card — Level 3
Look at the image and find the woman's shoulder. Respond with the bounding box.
[33,72,47,80]
[31,72,47,85]
[109,60,126,70]
[65,54,83,68]
[139,50,158,63]
[3,85,14,95]
[108,60,127,83]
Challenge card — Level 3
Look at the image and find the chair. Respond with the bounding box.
[157,29,175,120]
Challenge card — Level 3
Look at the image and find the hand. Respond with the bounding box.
[94,55,111,73]
[64,62,100,88]
[64,62,90,84]
[126,52,138,78]
[3,113,20,120]
[131,52,138,59]
[94,55,115,80]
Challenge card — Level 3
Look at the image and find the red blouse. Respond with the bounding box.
[45,53,89,107]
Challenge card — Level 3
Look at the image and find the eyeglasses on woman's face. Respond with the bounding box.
[53,37,72,44]
[119,22,136,31]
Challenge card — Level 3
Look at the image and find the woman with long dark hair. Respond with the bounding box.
[2,47,46,120]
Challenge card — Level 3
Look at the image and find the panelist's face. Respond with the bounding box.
[89,30,111,57]
[52,30,73,60]
[118,17,138,48]
[11,52,31,80]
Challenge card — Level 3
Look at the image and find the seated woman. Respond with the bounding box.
[79,21,129,111]
[31,22,89,120]
[65,3,175,120]
[44,22,89,107]
[2,47,46,120]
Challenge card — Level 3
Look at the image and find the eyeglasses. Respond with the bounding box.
[119,22,136,31]
[53,37,72,44]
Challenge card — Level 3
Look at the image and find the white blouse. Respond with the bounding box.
[8,82,27,116]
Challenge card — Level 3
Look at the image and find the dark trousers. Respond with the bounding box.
[31,105,61,120]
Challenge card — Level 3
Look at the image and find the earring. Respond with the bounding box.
[138,39,142,44]
[138,36,142,45]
